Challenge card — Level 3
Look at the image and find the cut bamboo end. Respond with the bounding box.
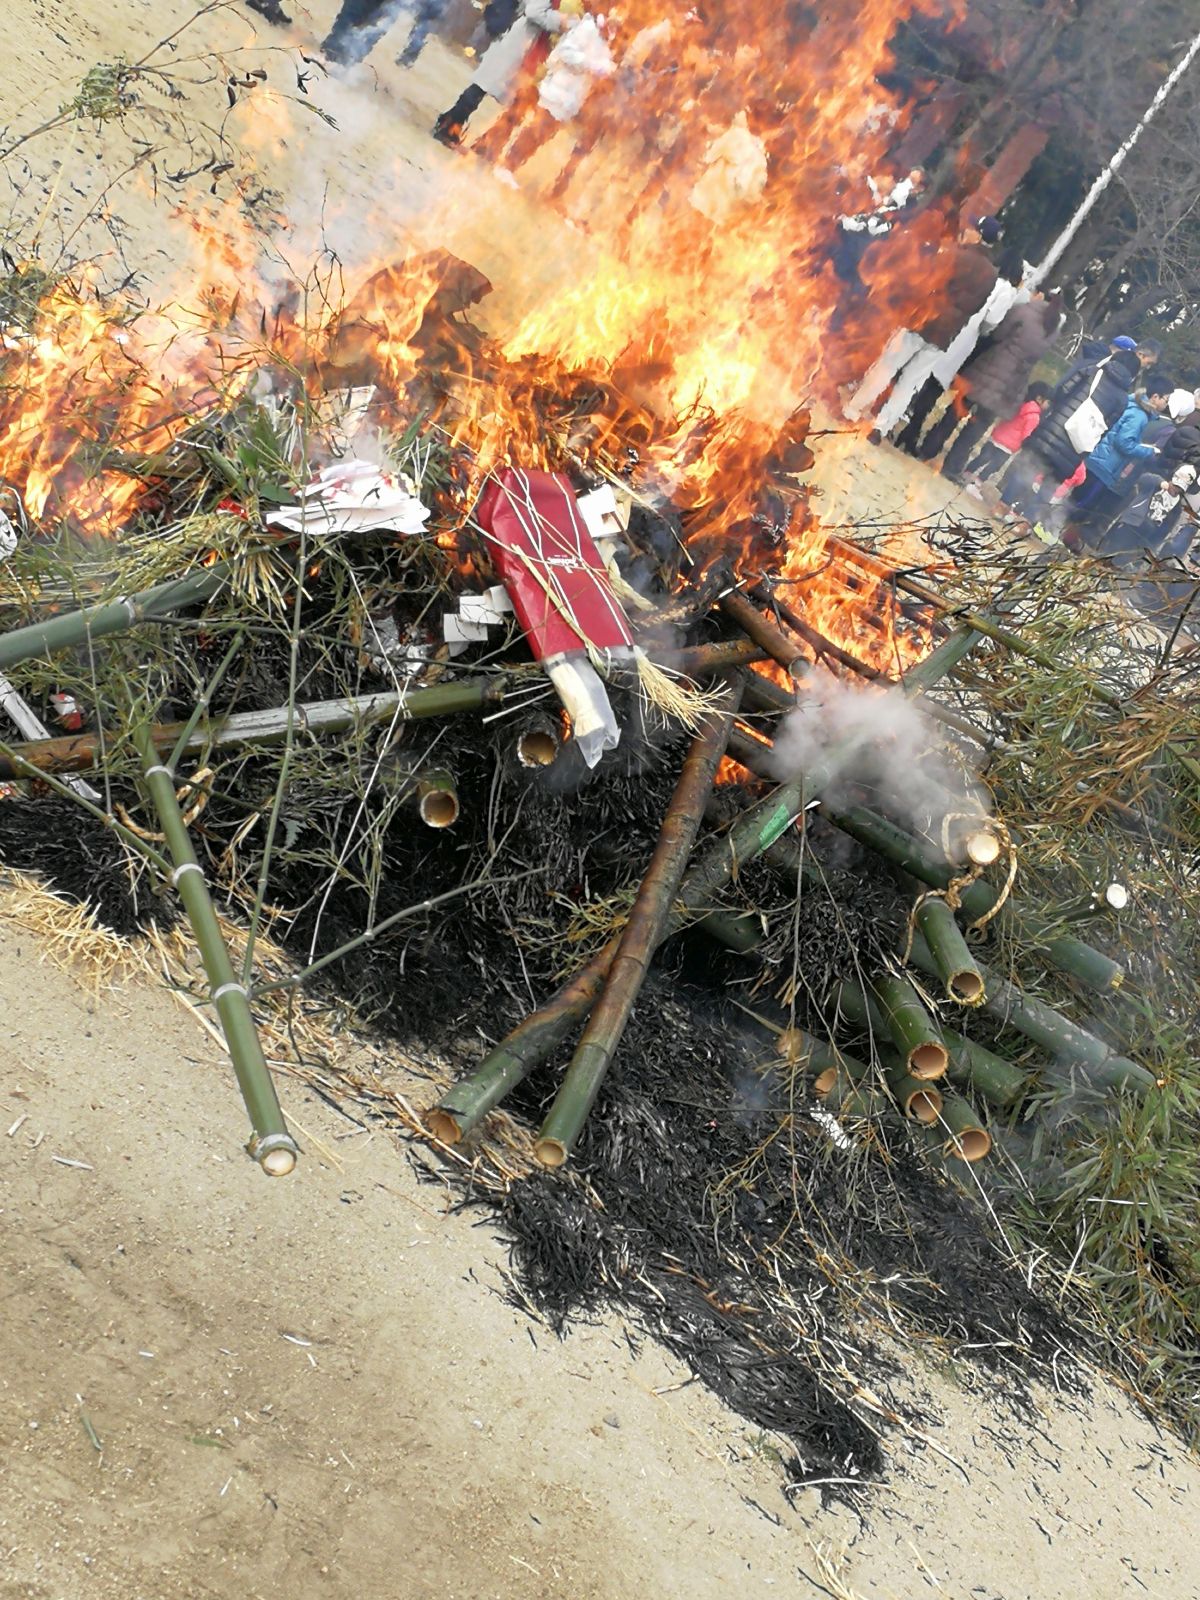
[964,828,1001,867]
[908,1041,949,1080]
[777,1027,809,1063]
[907,1086,943,1124]
[516,728,561,768]
[416,770,459,829]
[534,1136,569,1169]
[1104,883,1129,912]
[813,1066,839,1098]
[425,1107,464,1145]
[945,1125,992,1162]
[260,1146,298,1177]
[949,969,986,1006]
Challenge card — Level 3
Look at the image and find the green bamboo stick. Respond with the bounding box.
[906,932,1153,1094]
[534,682,744,1166]
[1039,934,1124,993]
[132,725,297,1175]
[0,678,516,779]
[914,894,986,1005]
[696,908,763,952]
[883,1060,944,1124]
[941,1030,1028,1108]
[897,625,985,696]
[935,1095,992,1162]
[0,565,230,671]
[872,972,949,1080]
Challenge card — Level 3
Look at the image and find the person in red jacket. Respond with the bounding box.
[960,383,1051,486]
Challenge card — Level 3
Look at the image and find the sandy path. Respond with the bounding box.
[2,899,1199,1600]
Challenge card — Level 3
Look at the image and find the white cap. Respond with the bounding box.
[1168,389,1197,421]
[1170,464,1197,489]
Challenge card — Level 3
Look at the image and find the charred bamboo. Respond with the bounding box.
[534,681,744,1166]
[718,589,807,674]
[132,725,297,1175]
[514,711,563,769]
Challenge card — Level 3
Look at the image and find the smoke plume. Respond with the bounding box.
[765,671,988,838]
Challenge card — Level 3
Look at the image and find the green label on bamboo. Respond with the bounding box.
[757,801,795,851]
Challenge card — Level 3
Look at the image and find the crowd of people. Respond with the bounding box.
[837,173,1199,574]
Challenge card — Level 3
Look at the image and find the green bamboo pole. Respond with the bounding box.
[872,972,949,1080]
[732,1003,870,1082]
[821,1078,883,1117]
[132,725,298,1175]
[821,802,1125,994]
[914,894,986,1005]
[883,1060,944,1124]
[0,566,230,671]
[897,625,984,696]
[936,1095,992,1162]
[534,681,744,1166]
[941,1030,1028,1108]
[906,932,1153,1094]
[0,678,515,779]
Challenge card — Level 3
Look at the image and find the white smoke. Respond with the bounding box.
[764,670,988,839]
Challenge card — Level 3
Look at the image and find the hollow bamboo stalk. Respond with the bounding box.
[412,768,459,829]
[718,589,806,674]
[937,1095,992,1162]
[534,680,745,1166]
[884,1062,944,1124]
[671,638,766,676]
[514,711,562,769]
[1039,934,1124,993]
[914,895,986,1006]
[132,725,297,1175]
[872,973,949,1080]
[0,678,515,779]
[0,565,230,671]
[941,1030,1028,1108]
[906,932,1153,1094]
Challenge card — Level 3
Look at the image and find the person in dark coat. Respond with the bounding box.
[922,293,1061,479]
[998,349,1141,525]
[1095,464,1197,566]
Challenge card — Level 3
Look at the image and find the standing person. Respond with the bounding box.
[246,0,291,23]
[921,293,1062,479]
[998,348,1140,528]
[322,0,448,67]
[831,169,925,309]
[892,227,1017,456]
[1096,464,1197,566]
[960,382,1052,487]
[1069,373,1173,528]
[845,218,998,440]
[485,6,613,180]
[433,0,575,148]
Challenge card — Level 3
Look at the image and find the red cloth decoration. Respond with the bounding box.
[476,468,633,662]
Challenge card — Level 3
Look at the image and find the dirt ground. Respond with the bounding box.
[3,4,1200,1598]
